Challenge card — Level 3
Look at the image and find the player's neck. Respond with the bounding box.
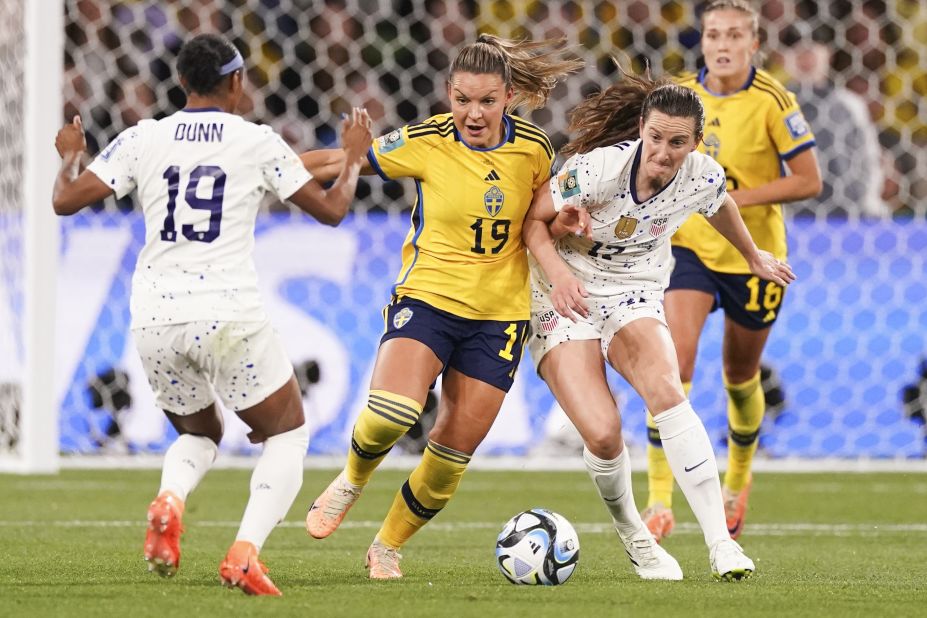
[184,93,233,113]
[704,69,751,96]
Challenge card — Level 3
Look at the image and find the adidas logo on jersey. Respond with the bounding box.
[485,169,500,181]
[708,117,721,127]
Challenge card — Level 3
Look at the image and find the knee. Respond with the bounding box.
[581,422,622,460]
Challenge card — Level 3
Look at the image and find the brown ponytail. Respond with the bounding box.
[562,62,704,157]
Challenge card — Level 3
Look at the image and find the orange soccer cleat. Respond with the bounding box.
[219,540,282,596]
[144,491,185,577]
[722,475,753,540]
[640,502,675,544]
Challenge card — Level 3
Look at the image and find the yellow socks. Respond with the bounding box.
[345,390,423,487]
[724,372,763,492]
[645,381,691,509]
[377,440,470,549]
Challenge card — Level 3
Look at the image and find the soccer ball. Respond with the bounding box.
[495,508,580,585]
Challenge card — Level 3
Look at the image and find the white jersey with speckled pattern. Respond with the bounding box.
[87,108,312,328]
[542,139,726,296]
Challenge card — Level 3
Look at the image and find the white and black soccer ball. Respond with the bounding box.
[495,508,580,585]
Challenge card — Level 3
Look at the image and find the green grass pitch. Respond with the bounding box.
[1,469,925,617]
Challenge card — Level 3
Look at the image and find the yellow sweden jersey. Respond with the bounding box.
[368,113,553,320]
[674,67,816,273]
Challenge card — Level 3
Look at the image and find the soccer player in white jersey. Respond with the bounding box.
[523,68,795,581]
[52,34,372,596]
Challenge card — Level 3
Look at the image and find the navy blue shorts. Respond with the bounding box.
[667,247,786,330]
[381,297,528,392]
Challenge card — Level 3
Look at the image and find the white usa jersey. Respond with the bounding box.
[540,140,726,296]
[87,109,312,327]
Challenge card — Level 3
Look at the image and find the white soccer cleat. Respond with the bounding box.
[366,536,403,580]
[709,538,755,581]
[620,529,683,581]
[305,471,363,539]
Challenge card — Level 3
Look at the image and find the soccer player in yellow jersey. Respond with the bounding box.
[299,34,581,579]
[643,0,823,543]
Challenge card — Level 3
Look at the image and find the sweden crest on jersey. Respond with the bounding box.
[393,307,413,329]
[484,185,504,217]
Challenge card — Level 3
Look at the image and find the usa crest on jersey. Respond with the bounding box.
[484,185,504,217]
[649,217,669,237]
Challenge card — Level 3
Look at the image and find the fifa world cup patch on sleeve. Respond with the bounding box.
[784,112,809,139]
[378,129,406,153]
[558,169,580,198]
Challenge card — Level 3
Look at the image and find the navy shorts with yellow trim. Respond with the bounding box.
[381,297,528,392]
[667,247,786,330]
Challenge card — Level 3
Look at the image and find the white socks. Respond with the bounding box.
[236,423,310,550]
[654,400,729,547]
[159,434,218,501]
[583,445,646,540]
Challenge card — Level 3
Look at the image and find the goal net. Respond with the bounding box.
[5,0,925,467]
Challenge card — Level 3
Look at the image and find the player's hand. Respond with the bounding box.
[556,204,592,238]
[55,115,86,159]
[550,271,589,322]
[748,250,796,287]
[341,107,372,162]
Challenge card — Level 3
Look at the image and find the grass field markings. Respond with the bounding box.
[792,482,927,495]
[3,520,925,536]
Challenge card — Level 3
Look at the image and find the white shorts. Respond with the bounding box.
[132,320,294,415]
[527,289,666,370]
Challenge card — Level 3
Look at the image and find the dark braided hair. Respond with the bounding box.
[176,34,240,96]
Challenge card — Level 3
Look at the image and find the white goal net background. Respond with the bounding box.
[2,0,925,463]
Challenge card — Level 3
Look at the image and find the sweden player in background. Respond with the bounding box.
[643,0,823,543]
[52,33,372,596]
[525,68,795,581]
[300,34,581,579]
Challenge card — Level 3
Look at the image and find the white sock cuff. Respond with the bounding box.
[265,422,310,451]
[582,445,628,473]
[182,433,219,461]
[158,434,218,500]
[654,400,699,440]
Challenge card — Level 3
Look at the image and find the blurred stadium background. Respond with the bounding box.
[1,0,926,469]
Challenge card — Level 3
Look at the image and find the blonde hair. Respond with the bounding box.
[702,0,760,37]
[562,62,704,157]
[449,34,583,111]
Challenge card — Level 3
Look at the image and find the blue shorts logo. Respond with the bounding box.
[484,185,504,217]
[393,307,413,329]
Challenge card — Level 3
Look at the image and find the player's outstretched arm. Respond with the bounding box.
[298,117,375,183]
[52,116,114,215]
[523,184,589,321]
[288,107,373,226]
[706,194,797,287]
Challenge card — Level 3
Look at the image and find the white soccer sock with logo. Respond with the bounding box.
[236,423,309,551]
[159,434,218,501]
[654,400,729,547]
[583,445,646,540]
